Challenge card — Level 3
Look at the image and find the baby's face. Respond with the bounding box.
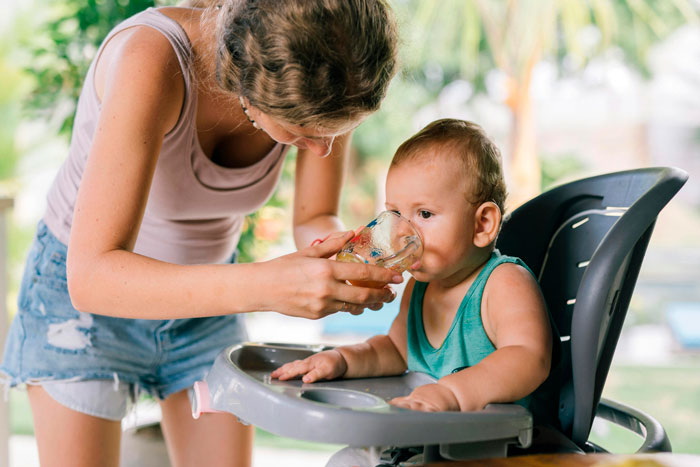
[385,152,478,284]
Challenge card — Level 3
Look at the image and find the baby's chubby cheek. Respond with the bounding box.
[410,251,450,282]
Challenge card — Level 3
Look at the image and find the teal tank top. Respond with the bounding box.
[407,250,532,380]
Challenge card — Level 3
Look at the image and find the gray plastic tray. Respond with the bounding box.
[195,342,533,459]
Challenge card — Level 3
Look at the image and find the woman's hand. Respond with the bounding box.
[262,230,401,319]
[389,383,461,412]
[270,350,347,383]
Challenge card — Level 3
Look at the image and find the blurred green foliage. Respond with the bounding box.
[396,0,696,82]
[0,7,35,182]
[236,149,298,263]
[589,361,700,454]
[392,0,697,203]
[24,0,171,136]
[0,60,28,181]
[540,153,589,192]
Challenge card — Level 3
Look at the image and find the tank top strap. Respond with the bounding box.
[95,8,196,136]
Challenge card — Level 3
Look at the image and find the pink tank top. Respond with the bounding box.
[43,8,290,265]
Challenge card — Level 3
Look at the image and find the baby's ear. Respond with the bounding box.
[473,202,501,248]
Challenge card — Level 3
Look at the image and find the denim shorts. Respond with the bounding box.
[0,221,247,421]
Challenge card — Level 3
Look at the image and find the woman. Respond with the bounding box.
[0,1,399,465]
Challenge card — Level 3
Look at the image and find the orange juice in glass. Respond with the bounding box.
[336,211,423,288]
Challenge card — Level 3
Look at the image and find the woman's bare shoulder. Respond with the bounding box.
[94,25,186,135]
[94,24,185,106]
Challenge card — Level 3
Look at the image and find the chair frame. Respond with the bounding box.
[496,166,688,452]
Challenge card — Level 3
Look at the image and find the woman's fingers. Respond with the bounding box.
[332,300,365,316]
[267,249,400,320]
[306,230,355,259]
[333,261,403,287]
[334,282,396,310]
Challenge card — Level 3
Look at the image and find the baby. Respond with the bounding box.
[271,118,552,463]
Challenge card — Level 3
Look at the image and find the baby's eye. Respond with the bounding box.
[389,209,401,216]
[419,210,432,219]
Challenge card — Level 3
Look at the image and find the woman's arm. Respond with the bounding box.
[292,133,352,248]
[67,28,400,320]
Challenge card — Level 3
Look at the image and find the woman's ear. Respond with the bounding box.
[473,201,501,248]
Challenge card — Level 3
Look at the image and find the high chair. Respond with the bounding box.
[192,167,688,464]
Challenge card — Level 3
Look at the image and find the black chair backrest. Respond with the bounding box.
[495,167,688,449]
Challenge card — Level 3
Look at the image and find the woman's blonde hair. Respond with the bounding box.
[190,0,398,130]
[391,119,508,216]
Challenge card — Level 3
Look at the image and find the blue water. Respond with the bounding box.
[666,302,700,348]
[322,298,401,336]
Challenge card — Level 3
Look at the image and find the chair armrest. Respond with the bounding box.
[595,397,672,453]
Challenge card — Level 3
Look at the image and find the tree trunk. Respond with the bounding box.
[504,53,541,210]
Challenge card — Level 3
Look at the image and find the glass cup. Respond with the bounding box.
[336,211,423,288]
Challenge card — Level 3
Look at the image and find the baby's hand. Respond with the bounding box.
[270,350,348,384]
[389,383,460,412]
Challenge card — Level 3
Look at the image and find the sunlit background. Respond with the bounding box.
[1,0,699,465]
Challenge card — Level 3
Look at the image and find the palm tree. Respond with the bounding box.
[398,0,698,207]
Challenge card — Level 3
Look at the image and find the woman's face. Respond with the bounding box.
[241,97,359,157]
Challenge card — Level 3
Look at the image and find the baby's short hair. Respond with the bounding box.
[391,118,507,215]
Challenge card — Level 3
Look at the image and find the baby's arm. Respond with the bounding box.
[440,263,552,411]
[271,281,415,383]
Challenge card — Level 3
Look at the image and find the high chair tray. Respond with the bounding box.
[197,342,533,453]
